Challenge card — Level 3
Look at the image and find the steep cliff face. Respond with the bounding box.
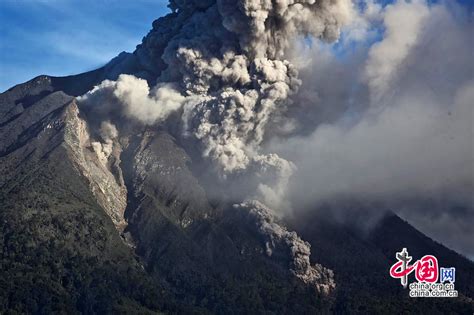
[63,102,128,230]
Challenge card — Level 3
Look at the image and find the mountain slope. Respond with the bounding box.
[0,74,335,314]
[290,209,474,314]
[0,94,173,313]
[1,71,473,314]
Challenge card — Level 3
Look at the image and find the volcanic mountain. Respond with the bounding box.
[1,1,473,314]
[0,53,472,315]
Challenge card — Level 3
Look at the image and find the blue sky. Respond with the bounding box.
[0,0,170,92]
[1,0,471,92]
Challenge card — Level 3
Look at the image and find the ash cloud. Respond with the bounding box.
[234,200,335,294]
[80,0,354,210]
[156,0,353,186]
[270,0,474,258]
[91,121,119,162]
[77,0,354,286]
[78,0,472,259]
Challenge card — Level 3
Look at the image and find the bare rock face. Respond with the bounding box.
[63,102,128,230]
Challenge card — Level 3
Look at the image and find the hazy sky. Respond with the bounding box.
[0,0,170,92]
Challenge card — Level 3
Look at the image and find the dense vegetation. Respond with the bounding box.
[290,209,474,314]
[0,147,171,314]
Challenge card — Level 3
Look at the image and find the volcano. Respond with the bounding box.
[0,57,472,315]
[1,0,473,314]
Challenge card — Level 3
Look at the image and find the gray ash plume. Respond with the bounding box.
[80,0,352,208]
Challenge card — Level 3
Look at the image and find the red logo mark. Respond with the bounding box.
[390,249,439,287]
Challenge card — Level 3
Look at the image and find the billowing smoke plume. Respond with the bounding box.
[234,200,335,294]
[80,0,353,210]
[270,0,474,258]
[80,75,186,125]
[77,0,473,267]
[91,121,119,162]
[158,0,352,179]
[77,0,354,287]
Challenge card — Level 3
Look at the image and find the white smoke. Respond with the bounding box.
[91,121,119,163]
[79,74,186,125]
[99,120,119,142]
